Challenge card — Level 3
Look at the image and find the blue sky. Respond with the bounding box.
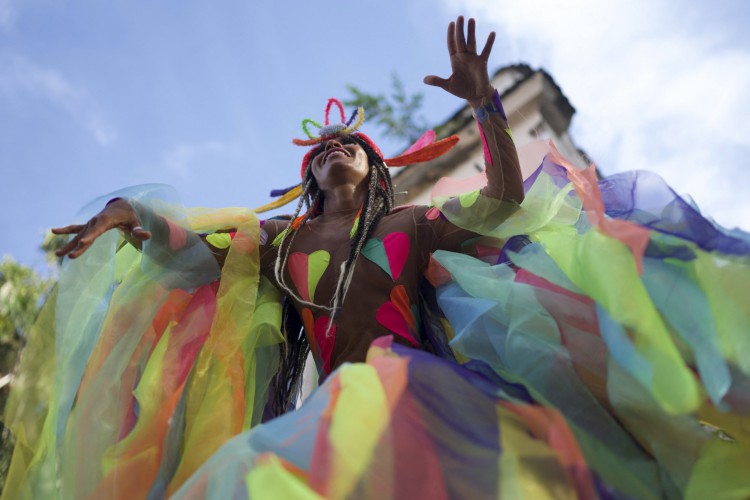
[2,0,750,272]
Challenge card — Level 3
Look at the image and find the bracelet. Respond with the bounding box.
[473,90,507,123]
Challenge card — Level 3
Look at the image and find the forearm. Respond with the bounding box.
[427,91,524,244]
[123,199,224,287]
[471,89,524,204]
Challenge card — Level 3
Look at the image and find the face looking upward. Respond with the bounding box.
[310,138,371,192]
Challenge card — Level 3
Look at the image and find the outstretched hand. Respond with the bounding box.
[52,198,151,259]
[424,16,495,105]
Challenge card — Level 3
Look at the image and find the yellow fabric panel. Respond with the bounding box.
[497,405,577,500]
[327,364,389,499]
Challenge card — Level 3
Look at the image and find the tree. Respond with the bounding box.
[0,234,62,494]
[0,233,63,379]
[343,73,429,146]
[0,258,52,381]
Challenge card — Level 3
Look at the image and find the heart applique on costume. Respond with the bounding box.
[302,308,336,374]
[288,250,330,303]
[375,285,419,347]
[362,232,410,281]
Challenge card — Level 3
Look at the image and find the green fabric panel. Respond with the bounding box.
[685,439,750,500]
[535,228,701,414]
[206,232,233,249]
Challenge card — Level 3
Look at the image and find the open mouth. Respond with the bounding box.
[323,147,350,162]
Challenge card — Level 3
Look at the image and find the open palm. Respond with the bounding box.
[424,16,496,104]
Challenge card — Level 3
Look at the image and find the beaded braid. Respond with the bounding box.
[327,147,393,327]
[273,178,324,310]
[271,299,309,416]
[323,136,394,329]
[273,136,394,317]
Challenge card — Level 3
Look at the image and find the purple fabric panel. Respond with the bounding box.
[386,344,502,499]
[497,235,533,265]
[523,156,573,193]
[491,89,507,121]
[600,170,750,256]
[270,184,299,197]
[523,158,750,257]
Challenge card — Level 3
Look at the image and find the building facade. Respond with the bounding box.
[395,64,588,205]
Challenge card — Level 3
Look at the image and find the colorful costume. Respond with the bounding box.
[3,94,750,499]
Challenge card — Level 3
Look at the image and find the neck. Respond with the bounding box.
[320,183,367,218]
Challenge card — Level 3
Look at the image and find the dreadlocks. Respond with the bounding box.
[271,134,395,413]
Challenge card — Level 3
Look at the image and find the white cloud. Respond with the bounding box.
[162,141,238,178]
[0,52,118,146]
[0,54,78,101]
[0,0,18,31]
[88,114,118,146]
[438,0,750,229]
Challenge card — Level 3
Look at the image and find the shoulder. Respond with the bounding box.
[260,216,291,247]
[386,204,444,225]
[387,204,432,219]
[374,205,441,237]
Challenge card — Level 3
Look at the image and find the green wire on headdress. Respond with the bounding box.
[256,97,459,213]
[294,99,365,146]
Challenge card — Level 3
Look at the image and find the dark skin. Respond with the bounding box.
[53,16,505,258]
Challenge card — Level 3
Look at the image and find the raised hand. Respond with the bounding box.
[424,16,496,105]
[52,198,151,259]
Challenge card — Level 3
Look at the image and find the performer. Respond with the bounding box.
[4,16,750,500]
[52,17,521,410]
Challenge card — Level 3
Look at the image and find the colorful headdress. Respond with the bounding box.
[255,98,459,213]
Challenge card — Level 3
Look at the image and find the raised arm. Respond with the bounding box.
[424,16,524,204]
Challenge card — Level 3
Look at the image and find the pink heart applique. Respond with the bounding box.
[314,316,337,374]
[288,250,330,302]
[376,286,417,347]
[362,232,410,281]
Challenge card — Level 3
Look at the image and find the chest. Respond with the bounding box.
[284,219,424,306]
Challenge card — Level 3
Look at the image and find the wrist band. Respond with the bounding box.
[474,90,507,123]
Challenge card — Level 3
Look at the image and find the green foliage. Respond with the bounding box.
[40,232,68,268]
[0,255,54,495]
[0,257,51,368]
[343,74,429,145]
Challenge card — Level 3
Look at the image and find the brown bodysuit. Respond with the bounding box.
[258,91,522,374]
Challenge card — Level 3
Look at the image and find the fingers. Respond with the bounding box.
[64,220,109,258]
[467,18,476,53]
[53,200,146,259]
[54,223,86,257]
[423,75,450,90]
[447,21,456,55]
[67,238,94,259]
[450,16,492,57]
[56,231,84,257]
[53,215,116,258]
[130,227,152,241]
[57,219,97,258]
[455,16,467,53]
[51,224,84,235]
[480,31,496,60]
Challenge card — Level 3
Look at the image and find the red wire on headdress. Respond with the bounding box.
[264,98,461,210]
[325,99,346,126]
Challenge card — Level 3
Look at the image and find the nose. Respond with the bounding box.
[325,139,343,150]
